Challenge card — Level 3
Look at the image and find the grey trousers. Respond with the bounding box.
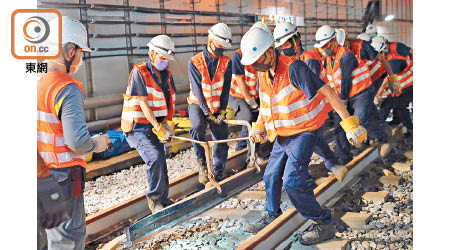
[41,167,86,250]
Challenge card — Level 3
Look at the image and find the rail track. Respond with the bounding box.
[86,124,403,250]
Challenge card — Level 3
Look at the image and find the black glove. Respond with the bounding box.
[37,175,69,229]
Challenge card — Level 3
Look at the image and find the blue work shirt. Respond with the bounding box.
[128,59,176,132]
[188,47,232,115]
[298,47,322,78]
[388,42,412,74]
[359,40,378,61]
[326,50,359,100]
[231,50,245,75]
[268,50,325,100]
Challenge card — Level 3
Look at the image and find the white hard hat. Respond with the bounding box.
[371,36,387,52]
[251,22,271,35]
[365,24,377,35]
[273,22,298,48]
[49,16,92,52]
[208,23,232,48]
[357,33,371,42]
[336,28,346,46]
[147,35,175,60]
[314,25,336,48]
[240,28,273,66]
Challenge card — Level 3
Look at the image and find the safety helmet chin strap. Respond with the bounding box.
[63,43,79,73]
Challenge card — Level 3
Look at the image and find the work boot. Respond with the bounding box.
[198,159,208,184]
[244,212,279,233]
[299,219,336,245]
[332,165,348,182]
[147,196,164,213]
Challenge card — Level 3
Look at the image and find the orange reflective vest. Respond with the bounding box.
[299,48,333,113]
[300,48,328,84]
[121,61,176,133]
[187,52,230,114]
[37,71,87,169]
[351,39,386,82]
[230,49,259,100]
[387,42,413,96]
[258,54,329,142]
[326,46,372,98]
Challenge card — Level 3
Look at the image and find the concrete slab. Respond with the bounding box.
[199,208,265,223]
[392,162,412,172]
[379,175,401,186]
[362,191,389,203]
[316,239,349,250]
[339,212,371,228]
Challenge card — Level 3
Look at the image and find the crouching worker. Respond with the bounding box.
[187,23,234,183]
[241,28,367,245]
[121,35,177,213]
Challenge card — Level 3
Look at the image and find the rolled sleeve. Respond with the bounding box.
[129,69,148,97]
[231,51,245,75]
[56,84,97,155]
[340,52,359,100]
[219,61,232,111]
[188,58,210,115]
[362,40,378,61]
[289,60,325,99]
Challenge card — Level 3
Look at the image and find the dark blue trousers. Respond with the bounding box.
[264,126,331,223]
[188,104,229,176]
[125,130,170,204]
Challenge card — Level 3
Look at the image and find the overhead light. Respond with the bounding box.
[385,15,395,21]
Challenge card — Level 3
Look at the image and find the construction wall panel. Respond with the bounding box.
[38,0,413,125]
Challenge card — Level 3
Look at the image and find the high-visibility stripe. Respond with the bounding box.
[146,87,165,99]
[400,76,413,88]
[264,122,274,131]
[245,70,256,79]
[260,92,271,103]
[37,111,59,124]
[274,99,326,128]
[397,70,412,81]
[123,99,166,107]
[122,110,168,120]
[37,131,65,147]
[369,61,381,75]
[351,65,367,76]
[39,151,84,164]
[260,108,271,116]
[272,85,294,105]
[272,95,316,113]
[203,81,224,91]
[334,69,341,79]
[352,72,371,85]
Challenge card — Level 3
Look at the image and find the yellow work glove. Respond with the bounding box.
[249,122,266,143]
[340,115,367,148]
[225,107,235,119]
[152,123,174,142]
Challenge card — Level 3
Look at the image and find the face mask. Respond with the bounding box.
[209,41,224,57]
[319,48,333,57]
[370,34,376,40]
[384,48,389,54]
[154,59,169,71]
[281,40,296,57]
[71,57,83,74]
[253,52,272,72]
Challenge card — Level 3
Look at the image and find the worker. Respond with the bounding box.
[241,27,367,245]
[315,25,390,165]
[365,24,378,40]
[187,23,233,183]
[121,35,177,213]
[229,22,269,153]
[273,22,347,182]
[337,29,396,93]
[371,36,413,135]
[38,16,110,249]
